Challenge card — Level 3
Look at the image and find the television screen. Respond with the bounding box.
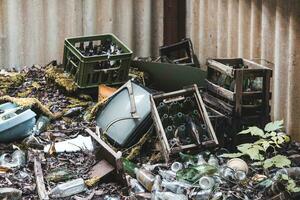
[96,81,152,147]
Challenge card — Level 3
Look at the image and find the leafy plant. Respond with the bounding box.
[221,120,291,169]
[220,120,300,194]
[280,174,300,193]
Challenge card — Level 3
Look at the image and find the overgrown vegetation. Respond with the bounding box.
[221,120,300,193]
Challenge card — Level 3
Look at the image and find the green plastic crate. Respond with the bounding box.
[63,33,132,88]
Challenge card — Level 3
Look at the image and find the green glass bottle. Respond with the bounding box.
[164,126,174,139]
[157,102,168,115]
[161,113,172,127]
[173,112,185,125]
[181,97,195,113]
[169,101,181,115]
[122,158,138,177]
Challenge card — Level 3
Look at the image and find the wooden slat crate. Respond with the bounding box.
[159,38,196,67]
[204,58,272,145]
[150,84,219,163]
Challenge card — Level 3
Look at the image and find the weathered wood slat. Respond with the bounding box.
[205,79,235,102]
[86,128,122,171]
[207,59,234,77]
[34,156,49,200]
[202,92,234,116]
[243,59,273,71]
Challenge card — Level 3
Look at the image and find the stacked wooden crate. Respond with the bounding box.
[202,58,272,145]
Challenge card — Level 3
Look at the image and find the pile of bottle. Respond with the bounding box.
[156,96,211,147]
[122,152,253,199]
[69,39,124,71]
[75,39,123,57]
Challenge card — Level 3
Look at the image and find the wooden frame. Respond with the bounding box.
[159,38,195,66]
[150,84,218,163]
[204,58,272,144]
[85,128,125,184]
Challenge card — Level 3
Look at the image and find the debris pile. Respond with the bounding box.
[0,36,299,200]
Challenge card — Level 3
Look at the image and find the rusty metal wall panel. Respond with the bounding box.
[0,0,163,69]
[187,0,300,140]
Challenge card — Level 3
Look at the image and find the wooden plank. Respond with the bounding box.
[205,79,235,102]
[202,93,234,116]
[86,128,122,170]
[195,86,219,145]
[88,160,115,179]
[34,156,49,200]
[241,68,268,77]
[207,59,234,77]
[150,96,171,162]
[234,70,243,117]
[243,58,272,71]
[213,58,243,65]
[152,86,194,100]
[242,91,263,98]
[233,69,244,139]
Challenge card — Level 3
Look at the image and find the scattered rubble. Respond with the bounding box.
[0,37,299,200]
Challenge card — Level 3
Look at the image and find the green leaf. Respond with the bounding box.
[263,131,276,138]
[283,135,291,143]
[254,139,267,144]
[237,143,264,160]
[249,127,265,137]
[246,146,263,160]
[262,141,270,151]
[291,186,300,193]
[220,153,244,158]
[263,158,273,169]
[264,120,284,132]
[287,179,297,192]
[281,174,289,181]
[271,136,277,142]
[277,135,285,144]
[263,155,291,169]
[237,143,253,153]
[239,128,252,135]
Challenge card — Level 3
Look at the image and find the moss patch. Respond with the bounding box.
[45,65,78,93]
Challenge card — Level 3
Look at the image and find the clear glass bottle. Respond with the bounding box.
[134,168,155,192]
[207,155,219,167]
[153,191,188,200]
[126,175,145,193]
[197,154,207,166]
[49,178,87,198]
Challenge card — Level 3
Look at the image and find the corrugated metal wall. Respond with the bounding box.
[186,0,300,140]
[0,0,163,69]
